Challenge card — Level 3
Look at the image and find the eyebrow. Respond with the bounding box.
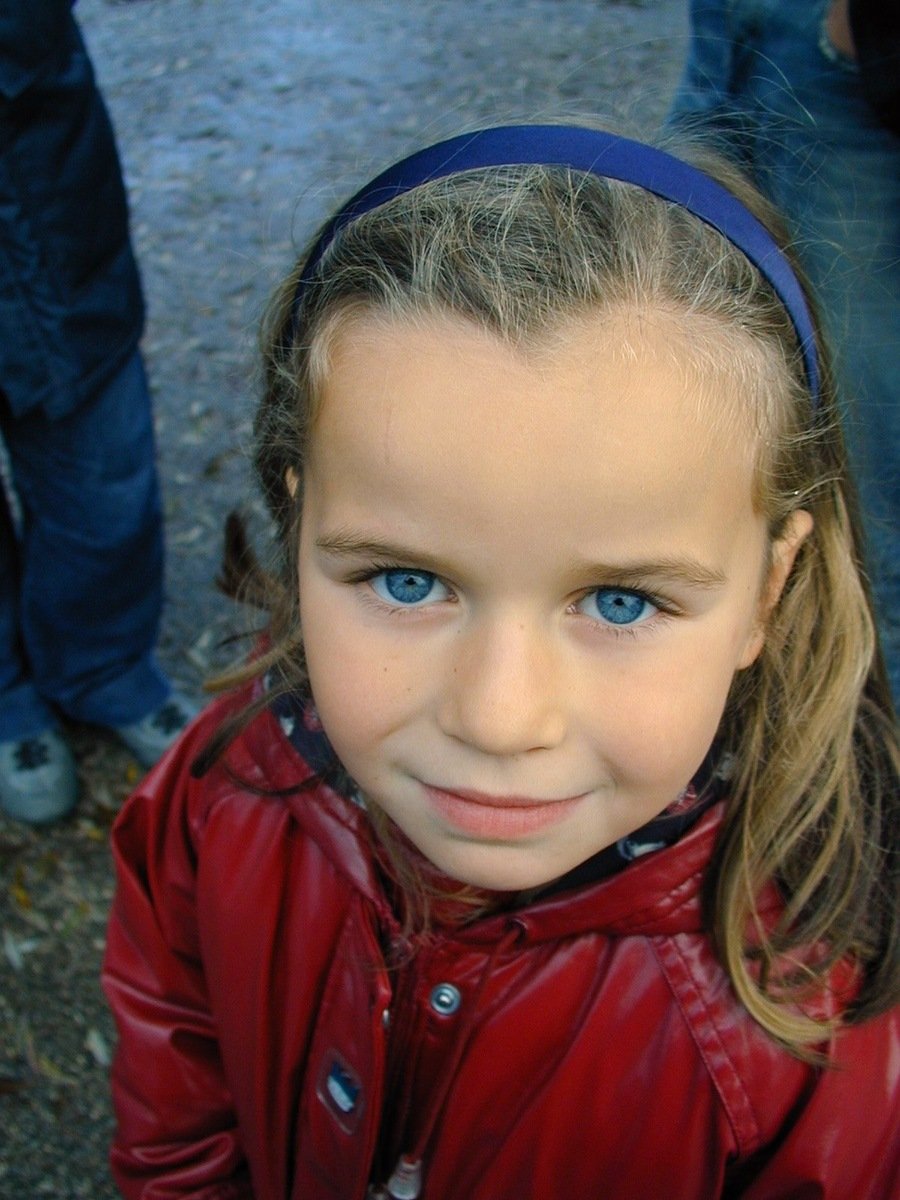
[316,532,451,576]
[566,554,727,590]
[315,530,727,590]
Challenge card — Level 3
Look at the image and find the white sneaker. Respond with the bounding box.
[113,692,201,769]
[0,730,79,824]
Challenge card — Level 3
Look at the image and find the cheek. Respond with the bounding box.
[299,584,419,754]
[581,642,738,778]
[604,689,724,773]
[736,626,765,670]
[303,643,382,772]
[301,609,367,733]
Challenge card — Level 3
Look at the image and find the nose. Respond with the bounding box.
[438,613,567,756]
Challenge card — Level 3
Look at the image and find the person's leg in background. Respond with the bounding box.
[0,425,77,824]
[0,5,197,822]
[8,351,169,729]
[669,0,899,700]
[0,348,198,823]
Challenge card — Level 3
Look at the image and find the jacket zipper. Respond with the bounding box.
[371,922,524,1198]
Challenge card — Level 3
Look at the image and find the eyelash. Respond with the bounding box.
[346,564,679,633]
[571,587,671,629]
[345,564,457,614]
[572,589,678,640]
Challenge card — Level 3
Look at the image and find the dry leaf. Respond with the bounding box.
[3,929,40,971]
[84,1028,111,1068]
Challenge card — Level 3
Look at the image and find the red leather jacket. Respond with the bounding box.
[102,684,900,1200]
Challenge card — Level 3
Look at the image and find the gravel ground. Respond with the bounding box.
[0,1,687,1194]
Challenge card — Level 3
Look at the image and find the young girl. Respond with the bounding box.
[102,125,899,1200]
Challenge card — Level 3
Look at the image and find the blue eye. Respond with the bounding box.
[371,569,448,607]
[578,587,657,627]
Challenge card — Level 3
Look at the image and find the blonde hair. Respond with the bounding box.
[212,142,898,1054]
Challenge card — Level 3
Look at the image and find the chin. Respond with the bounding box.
[428,842,575,895]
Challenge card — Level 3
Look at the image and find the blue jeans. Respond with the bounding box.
[670,0,900,699]
[0,350,169,739]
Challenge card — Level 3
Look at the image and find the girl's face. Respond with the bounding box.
[297,311,808,891]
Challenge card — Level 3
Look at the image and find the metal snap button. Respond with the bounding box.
[429,983,462,1015]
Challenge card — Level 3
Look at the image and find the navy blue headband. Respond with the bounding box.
[295,125,820,406]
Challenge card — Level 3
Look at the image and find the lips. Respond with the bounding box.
[423,784,586,839]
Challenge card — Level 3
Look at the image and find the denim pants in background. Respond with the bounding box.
[0,4,170,742]
[0,351,170,740]
[669,0,899,700]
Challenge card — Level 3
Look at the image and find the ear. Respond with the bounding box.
[738,509,814,668]
[286,467,299,499]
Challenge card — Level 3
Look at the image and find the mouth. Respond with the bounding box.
[423,784,586,839]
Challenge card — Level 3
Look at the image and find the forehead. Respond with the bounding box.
[307,308,758,503]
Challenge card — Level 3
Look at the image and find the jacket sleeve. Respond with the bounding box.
[102,737,254,1200]
[734,1008,899,1198]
